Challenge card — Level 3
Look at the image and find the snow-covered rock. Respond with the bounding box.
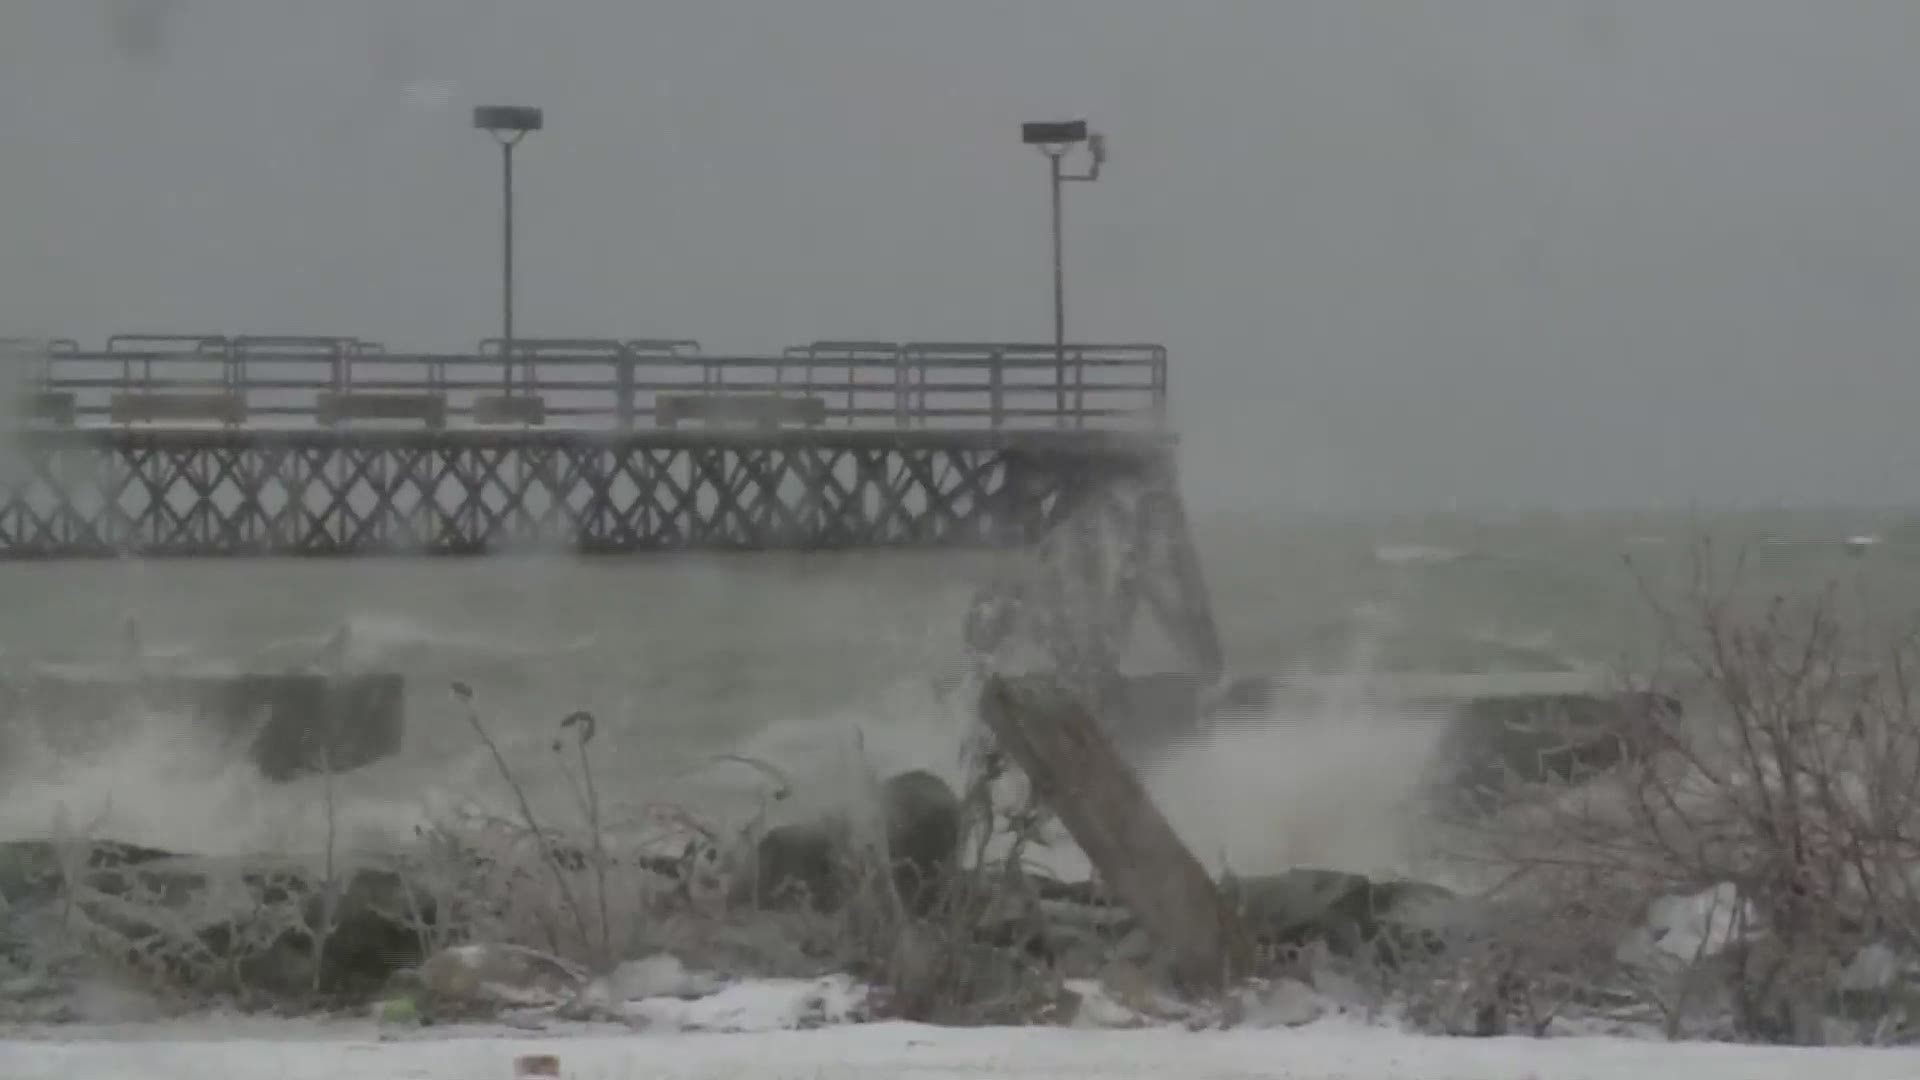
[613,975,869,1032]
[416,944,586,1012]
[1234,977,1328,1029]
[1618,882,1752,969]
[1840,942,1905,994]
[574,953,726,1012]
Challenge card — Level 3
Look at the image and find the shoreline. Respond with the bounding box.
[7,1016,1920,1080]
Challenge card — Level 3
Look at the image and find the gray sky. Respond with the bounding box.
[4,1,1919,512]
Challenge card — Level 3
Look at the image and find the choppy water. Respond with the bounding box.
[2,506,1916,879]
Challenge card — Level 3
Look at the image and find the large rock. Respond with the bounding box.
[210,673,407,782]
[1011,868,1464,980]
[750,823,842,911]
[1220,869,1459,964]
[880,770,960,914]
[1433,691,1680,809]
[744,770,961,916]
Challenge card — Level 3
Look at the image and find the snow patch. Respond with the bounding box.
[1619,883,1751,967]
[613,975,869,1033]
[8,1022,1920,1080]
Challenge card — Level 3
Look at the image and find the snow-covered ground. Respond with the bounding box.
[6,1020,1920,1080]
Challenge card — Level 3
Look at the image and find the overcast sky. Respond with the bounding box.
[3,1,1918,512]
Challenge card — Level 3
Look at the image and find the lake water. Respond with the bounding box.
[0,505,1912,878]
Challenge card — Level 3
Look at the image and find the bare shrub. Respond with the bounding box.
[16,831,348,1010]
[1378,865,1654,1037]
[449,682,597,959]
[5,682,1119,1020]
[851,733,1068,1024]
[4,670,1092,1023]
[1437,541,1920,1044]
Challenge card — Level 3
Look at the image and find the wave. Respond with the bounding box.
[1371,544,1472,567]
[1281,616,1586,677]
[0,700,438,856]
[244,613,599,670]
[3,611,598,683]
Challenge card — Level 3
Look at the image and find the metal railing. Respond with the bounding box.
[8,335,1169,432]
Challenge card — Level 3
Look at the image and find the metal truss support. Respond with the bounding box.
[0,431,1166,558]
[964,450,1223,701]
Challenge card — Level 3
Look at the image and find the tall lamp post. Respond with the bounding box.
[1021,119,1106,424]
[473,104,544,394]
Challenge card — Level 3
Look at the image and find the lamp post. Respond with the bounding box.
[473,104,544,394]
[1021,120,1106,423]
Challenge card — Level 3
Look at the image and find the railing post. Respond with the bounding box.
[894,351,909,428]
[841,356,854,428]
[224,341,242,391]
[990,349,1004,430]
[1154,347,1169,427]
[616,353,636,431]
[916,357,929,428]
[1073,345,1087,430]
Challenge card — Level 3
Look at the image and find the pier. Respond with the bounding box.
[0,334,1223,679]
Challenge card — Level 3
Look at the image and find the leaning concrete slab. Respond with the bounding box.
[978,674,1249,993]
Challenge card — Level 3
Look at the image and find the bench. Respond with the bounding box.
[471,394,546,426]
[17,391,76,427]
[655,393,826,430]
[316,391,447,429]
[110,391,247,426]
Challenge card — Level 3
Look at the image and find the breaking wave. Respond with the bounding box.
[0,509,1897,863]
[0,702,435,855]
[244,613,599,670]
[1372,543,1472,567]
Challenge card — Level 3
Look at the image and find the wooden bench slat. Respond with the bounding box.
[472,394,546,426]
[317,392,447,429]
[110,391,247,425]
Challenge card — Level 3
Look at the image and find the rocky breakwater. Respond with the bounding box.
[0,767,972,1020]
[0,837,432,1018]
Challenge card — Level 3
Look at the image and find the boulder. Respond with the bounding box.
[578,953,725,1008]
[880,770,960,914]
[415,942,584,1017]
[219,673,407,782]
[743,770,961,916]
[1433,691,1679,809]
[1221,869,1459,964]
[750,823,842,911]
